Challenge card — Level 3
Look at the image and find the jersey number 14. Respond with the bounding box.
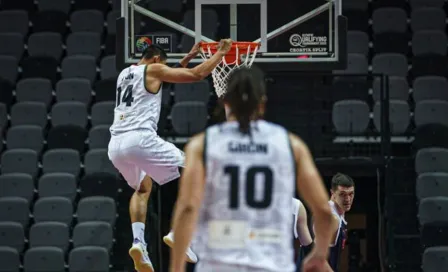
[224,165,273,209]
[116,85,134,107]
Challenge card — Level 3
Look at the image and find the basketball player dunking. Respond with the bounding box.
[107,39,232,272]
[296,173,355,272]
[169,67,336,272]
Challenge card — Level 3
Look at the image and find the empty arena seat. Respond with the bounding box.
[416,173,448,200]
[66,32,102,59]
[0,103,7,130]
[413,76,448,102]
[70,10,104,34]
[24,247,65,272]
[333,53,368,75]
[372,76,408,101]
[332,100,370,135]
[1,149,38,178]
[74,0,109,12]
[94,78,117,102]
[412,31,447,56]
[89,125,111,149]
[56,78,92,104]
[38,173,77,201]
[0,33,24,61]
[38,0,71,13]
[47,125,87,153]
[73,222,113,250]
[33,10,68,35]
[100,56,118,80]
[51,102,88,128]
[84,149,118,176]
[69,246,110,272]
[422,247,448,272]
[373,100,410,135]
[21,56,59,84]
[415,100,448,127]
[33,197,73,225]
[6,126,44,153]
[0,56,18,84]
[80,173,119,199]
[0,247,20,272]
[174,81,210,103]
[411,8,446,32]
[0,173,34,202]
[29,222,70,252]
[28,32,63,61]
[346,31,369,56]
[16,78,53,108]
[91,102,115,126]
[42,149,81,176]
[372,53,408,77]
[0,197,29,227]
[77,197,116,226]
[372,8,407,34]
[0,10,29,36]
[0,222,25,252]
[107,11,120,35]
[416,148,448,174]
[419,197,448,247]
[374,32,409,55]
[0,79,13,107]
[413,124,448,150]
[10,102,47,128]
[411,54,448,78]
[171,102,208,135]
[62,56,97,84]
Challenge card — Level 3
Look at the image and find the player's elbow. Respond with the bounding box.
[314,203,333,225]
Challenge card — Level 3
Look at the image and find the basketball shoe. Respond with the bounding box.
[163,231,198,263]
[129,239,154,272]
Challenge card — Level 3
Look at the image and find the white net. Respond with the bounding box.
[200,43,259,98]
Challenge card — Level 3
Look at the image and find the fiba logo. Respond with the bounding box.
[136,37,152,52]
[289,34,304,47]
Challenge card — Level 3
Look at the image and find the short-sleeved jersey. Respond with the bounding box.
[110,65,162,136]
[328,200,348,272]
[194,120,296,272]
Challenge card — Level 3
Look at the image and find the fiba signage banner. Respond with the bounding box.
[288,33,328,53]
[134,34,173,54]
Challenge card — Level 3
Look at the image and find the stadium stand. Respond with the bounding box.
[0,0,447,271]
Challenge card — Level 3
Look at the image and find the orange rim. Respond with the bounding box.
[200,41,260,64]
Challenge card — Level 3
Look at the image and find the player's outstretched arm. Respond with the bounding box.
[170,133,206,272]
[148,39,232,83]
[176,42,201,68]
[289,133,336,260]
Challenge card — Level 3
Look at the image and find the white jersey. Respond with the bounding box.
[292,198,302,239]
[110,64,162,136]
[195,120,296,272]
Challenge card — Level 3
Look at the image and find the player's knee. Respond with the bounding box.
[136,175,153,194]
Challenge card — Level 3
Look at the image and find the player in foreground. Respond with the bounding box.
[108,39,232,272]
[296,173,355,272]
[169,66,336,272]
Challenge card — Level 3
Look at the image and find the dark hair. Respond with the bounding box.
[142,44,168,61]
[223,66,266,134]
[331,173,355,190]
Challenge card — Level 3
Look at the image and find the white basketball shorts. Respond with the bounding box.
[108,131,185,189]
[195,261,276,272]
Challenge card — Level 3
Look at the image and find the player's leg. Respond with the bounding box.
[128,175,155,272]
[108,145,155,272]
[137,137,198,263]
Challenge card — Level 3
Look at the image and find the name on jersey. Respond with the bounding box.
[228,142,268,154]
[124,73,134,80]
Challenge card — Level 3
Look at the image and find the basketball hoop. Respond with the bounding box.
[200,41,260,98]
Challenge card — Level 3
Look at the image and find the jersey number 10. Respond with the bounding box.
[224,165,273,209]
[116,85,134,107]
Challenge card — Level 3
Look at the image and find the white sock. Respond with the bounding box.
[132,222,146,245]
